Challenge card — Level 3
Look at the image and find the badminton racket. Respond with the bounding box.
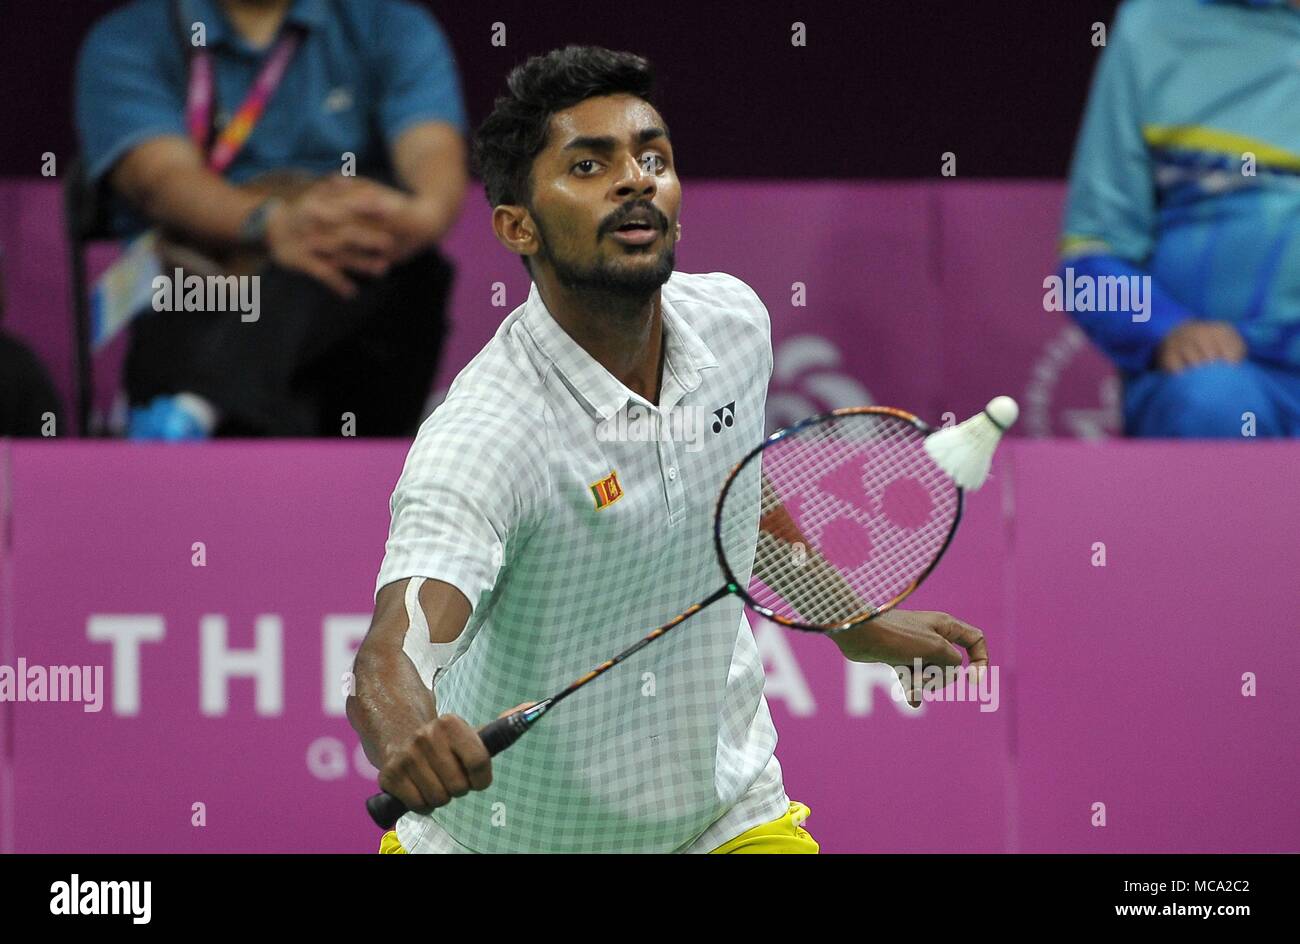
[366,403,976,829]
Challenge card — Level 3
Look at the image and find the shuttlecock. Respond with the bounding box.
[924,396,1019,490]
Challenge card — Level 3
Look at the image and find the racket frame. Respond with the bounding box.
[713,405,964,632]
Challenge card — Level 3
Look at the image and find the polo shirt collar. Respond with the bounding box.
[521,280,720,422]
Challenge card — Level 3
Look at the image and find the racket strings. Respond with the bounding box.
[719,413,959,629]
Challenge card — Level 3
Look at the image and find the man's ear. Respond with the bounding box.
[491,204,538,259]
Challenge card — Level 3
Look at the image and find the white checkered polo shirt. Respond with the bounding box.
[374,271,788,853]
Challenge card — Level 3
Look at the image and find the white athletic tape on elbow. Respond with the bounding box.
[401,577,458,690]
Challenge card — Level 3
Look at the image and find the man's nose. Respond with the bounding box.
[615,158,657,200]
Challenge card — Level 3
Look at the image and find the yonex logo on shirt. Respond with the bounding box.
[712,401,736,432]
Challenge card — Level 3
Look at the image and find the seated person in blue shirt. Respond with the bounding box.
[75,0,469,438]
[1059,0,1300,437]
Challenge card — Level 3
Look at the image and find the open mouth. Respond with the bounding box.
[610,220,660,245]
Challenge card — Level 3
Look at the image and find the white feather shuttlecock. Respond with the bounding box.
[923,396,1019,490]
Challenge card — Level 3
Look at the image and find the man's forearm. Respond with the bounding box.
[392,121,468,246]
[405,190,463,247]
[1056,253,1196,372]
[346,647,437,771]
[110,137,265,247]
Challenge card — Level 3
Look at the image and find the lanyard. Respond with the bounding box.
[185,25,304,174]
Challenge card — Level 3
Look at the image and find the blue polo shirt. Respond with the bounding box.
[75,0,466,200]
[1060,0,1300,372]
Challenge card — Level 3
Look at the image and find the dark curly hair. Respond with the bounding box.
[471,46,661,211]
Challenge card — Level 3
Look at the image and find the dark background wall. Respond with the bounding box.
[0,0,1121,178]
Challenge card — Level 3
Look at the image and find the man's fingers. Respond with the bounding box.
[1214,325,1247,363]
[300,254,358,298]
[386,753,446,811]
[338,180,407,218]
[939,618,989,695]
[379,772,429,814]
[1197,325,1228,363]
[1159,340,1187,373]
[318,174,359,193]
[312,229,398,276]
[1228,327,1248,361]
[337,225,398,259]
[441,715,493,791]
[1198,330,1230,364]
[332,249,391,278]
[406,753,450,809]
[930,615,988,667]
[417,735,471,799]
[310,223,393,258]
[346,191,405,223]
[300,199,345,229]
[922,620,965,667]
[892,666,922,709]
[497,701,537,719]
[933,641,964,667]
[378,714,493,812]
[1183,335,1214,367]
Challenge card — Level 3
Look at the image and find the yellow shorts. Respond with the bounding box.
[379,800,818,854]
[708,801,819,854]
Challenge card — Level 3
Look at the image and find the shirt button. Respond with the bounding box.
[668,467,678,480]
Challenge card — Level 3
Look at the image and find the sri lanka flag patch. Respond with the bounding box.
[590,471,624,510]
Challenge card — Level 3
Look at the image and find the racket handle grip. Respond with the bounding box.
[477,712,530,756]
[364,712,533,829]
[366,791,408,831]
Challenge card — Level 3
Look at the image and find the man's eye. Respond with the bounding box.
[641,153,667,173]
[574,159,600,175]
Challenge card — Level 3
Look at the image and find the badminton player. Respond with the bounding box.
[347,46,989,854]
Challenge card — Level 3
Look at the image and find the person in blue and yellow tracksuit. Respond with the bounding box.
[1060,0,1300,436]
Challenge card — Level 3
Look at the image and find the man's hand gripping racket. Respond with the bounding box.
[366,398,1018,829]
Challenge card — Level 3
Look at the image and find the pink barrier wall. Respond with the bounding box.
[1,441,1295,853]
[1009,442,1298,853]
[0,179,1116,438]
[0,441,11,849]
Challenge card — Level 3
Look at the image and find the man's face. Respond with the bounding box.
[525,93,680,295]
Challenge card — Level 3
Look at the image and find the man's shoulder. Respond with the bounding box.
[80,0,171,58]
[420,314,550,439]
[335,0,448,40]
[664,271,770,337]
[1113,0,1207,40]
